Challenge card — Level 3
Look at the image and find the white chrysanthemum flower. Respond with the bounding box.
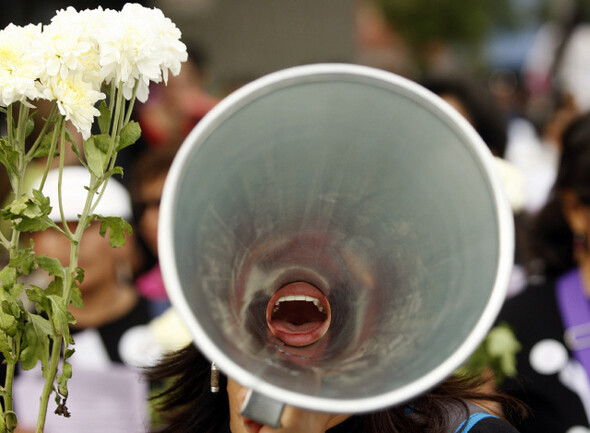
[43,73,105,140]
[39,7,105,90]
[0,23,46,106]
[97,3,187,102]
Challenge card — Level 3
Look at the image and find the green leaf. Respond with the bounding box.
[36,255,65,278]
[94,133,111,153]
[70,142,87,167]
[97,100,110,135]
[32,133,54,158]
[0,311,17,337]
[0,266,16,291]
[64,348,75,360]
[117,121,141,151]
[9,247,36,275]
[64,129,76,147]
[14,215,54,232]
[26,285,51,313]
[45,278,63,298]
[83,134,110,177]
[20,313,52,370]
[105,166,124,179]
[456,323,521,385]
[96,215,132,248]
[0,145,19,176]
[25,117,35,138]
[48,295,74,344]
[73,266,85,284]
[0,332,14,362]
[32,189,52,216]
[69,284,83,309]
[0,266,23,300]
[57,360,72,397]
[1,299,21,319]
[5,197,28,215]
[1,191,55,232]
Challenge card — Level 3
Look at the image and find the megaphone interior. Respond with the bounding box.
[158,63,514,426]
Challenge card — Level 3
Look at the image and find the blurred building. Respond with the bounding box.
[154,0,357,94]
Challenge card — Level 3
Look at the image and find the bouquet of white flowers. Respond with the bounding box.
[0,4,187,432]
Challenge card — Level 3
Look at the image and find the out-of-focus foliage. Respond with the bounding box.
[536,0,590,23]
[374,0,520,51]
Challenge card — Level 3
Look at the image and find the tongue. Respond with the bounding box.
[266,282,331,347]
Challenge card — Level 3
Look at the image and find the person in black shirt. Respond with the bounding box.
[497,112,590,431]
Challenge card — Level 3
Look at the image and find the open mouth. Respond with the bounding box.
[266,282,331,347]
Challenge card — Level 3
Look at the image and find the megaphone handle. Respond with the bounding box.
[240,388,286,428]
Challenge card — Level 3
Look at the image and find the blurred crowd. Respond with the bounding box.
[2,0,590,431]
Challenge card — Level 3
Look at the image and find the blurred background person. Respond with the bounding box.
[13,166,155,433]
[497,111,590,431]
[133,46,219,152]
[130,148,178,317]
[421,74,528,297]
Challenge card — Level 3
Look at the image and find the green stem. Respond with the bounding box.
[8,103,28,253]
[103,84,124,173]
[56,126,73,239]
[17,103,29,151]
[2,103,29,431]
[3,330,21,433]
[25,104,58,164]
[37,117,64,193]
[108,83,116,130]
[34,144,98,433]
[123,80,139,125]
[34,335,62,433]
[0,230,10,250]
[6,104,13,148]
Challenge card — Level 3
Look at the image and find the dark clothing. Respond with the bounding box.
[497,278,589,431]
[468,417,521,433]
[327,415,518,432]
[215,409,518,432]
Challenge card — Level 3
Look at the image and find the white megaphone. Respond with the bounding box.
[158,63,514,427]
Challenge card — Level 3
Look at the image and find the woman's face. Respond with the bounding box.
[227,378,350,433]
[31,220,118,293]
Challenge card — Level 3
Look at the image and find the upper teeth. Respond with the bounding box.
[273,296,325,313]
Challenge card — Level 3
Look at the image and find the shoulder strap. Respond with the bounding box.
[448,402,498,433]
[454,412,498,433]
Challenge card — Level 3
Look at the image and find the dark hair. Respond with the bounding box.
[420,75,509,158]
[526,111,590,278]
[147,344,524,433]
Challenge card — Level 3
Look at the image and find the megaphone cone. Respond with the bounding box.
[158,64,513,424]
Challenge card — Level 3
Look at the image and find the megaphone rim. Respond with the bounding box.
[158,62,515,414]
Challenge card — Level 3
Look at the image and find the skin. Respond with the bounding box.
[227,378,351,433]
